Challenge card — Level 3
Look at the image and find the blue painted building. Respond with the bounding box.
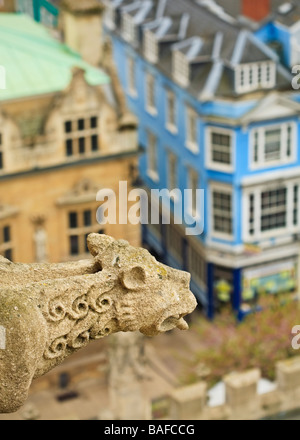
[255,8,300,69]
[214,0,300,69]
[104,0,300,318]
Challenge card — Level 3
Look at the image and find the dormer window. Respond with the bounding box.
[144,29,158,64]
[173,51,190,88]
[122,13,136,43]
[235,61,276,94]
[104,3,116,30]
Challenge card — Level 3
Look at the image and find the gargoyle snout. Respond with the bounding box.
[158,288,197,332]
[168,267,191,284]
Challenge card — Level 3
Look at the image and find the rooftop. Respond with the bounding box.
[214,0,300,28]
[109,0,291,100]
[0,13,110,101]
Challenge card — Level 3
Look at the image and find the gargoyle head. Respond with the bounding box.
[87,234,197,336]
[0,233,197,414]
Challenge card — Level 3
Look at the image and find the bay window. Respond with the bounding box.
[244,181,300,241]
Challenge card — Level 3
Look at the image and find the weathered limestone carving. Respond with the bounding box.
[56,178,102,206]
[0,233,197,413]
[103,331,151,420]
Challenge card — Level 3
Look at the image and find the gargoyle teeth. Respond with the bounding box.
[158,314,189,332]
[176,317,189,331]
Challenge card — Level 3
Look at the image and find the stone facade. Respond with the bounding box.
[0,155,140,263]
[0,12,141,263]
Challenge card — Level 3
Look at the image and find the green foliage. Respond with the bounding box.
[183,296,299,386]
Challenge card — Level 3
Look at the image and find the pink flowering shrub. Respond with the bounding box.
[183,296,300,386]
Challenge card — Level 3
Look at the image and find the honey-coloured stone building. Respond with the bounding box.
[0,7,141,263]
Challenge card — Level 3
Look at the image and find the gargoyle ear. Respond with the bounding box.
[121,266,147,290]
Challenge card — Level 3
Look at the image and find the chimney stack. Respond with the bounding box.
[242,0,270,21]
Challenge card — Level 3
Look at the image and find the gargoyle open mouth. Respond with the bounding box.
[140,312,190,336]
[142,311,191,336]
[158,314,189,332]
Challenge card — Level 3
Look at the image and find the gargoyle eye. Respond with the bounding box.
[120,266,147,290]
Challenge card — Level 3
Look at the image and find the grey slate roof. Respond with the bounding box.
[273,1,300,27]
[107,0,292,100]
[215,0,300,28]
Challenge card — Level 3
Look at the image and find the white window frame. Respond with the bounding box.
[168,151,178,191]
[243,180,300,242]
[127,55,137,97]
[210,182,234,241]
[148,198,161,239]
[206,127,234,173]
[186,106,199,154]
[250,122,297,170]
[144,29,158,64]
[145,72,157,116]
[166,224,184,264]
[235,61,276,94]
[122,13,136,43]
[187,242,207,290]
[188,167,200,219]
[147,131,159,182]
[166,90,177,134]
[173,50,190,88]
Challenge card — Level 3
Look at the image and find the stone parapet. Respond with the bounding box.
[169,357,300,420]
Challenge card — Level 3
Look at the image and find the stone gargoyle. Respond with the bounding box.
[0,233,197,413]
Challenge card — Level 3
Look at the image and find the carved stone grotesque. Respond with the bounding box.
[0,233,197,413]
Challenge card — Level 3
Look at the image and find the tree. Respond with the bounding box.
[183,296,299,386]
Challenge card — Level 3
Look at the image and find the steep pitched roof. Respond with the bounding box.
[273,1,300,28]
[215,0,300,29]
[0,13,110,101]
[110,0,291,99]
